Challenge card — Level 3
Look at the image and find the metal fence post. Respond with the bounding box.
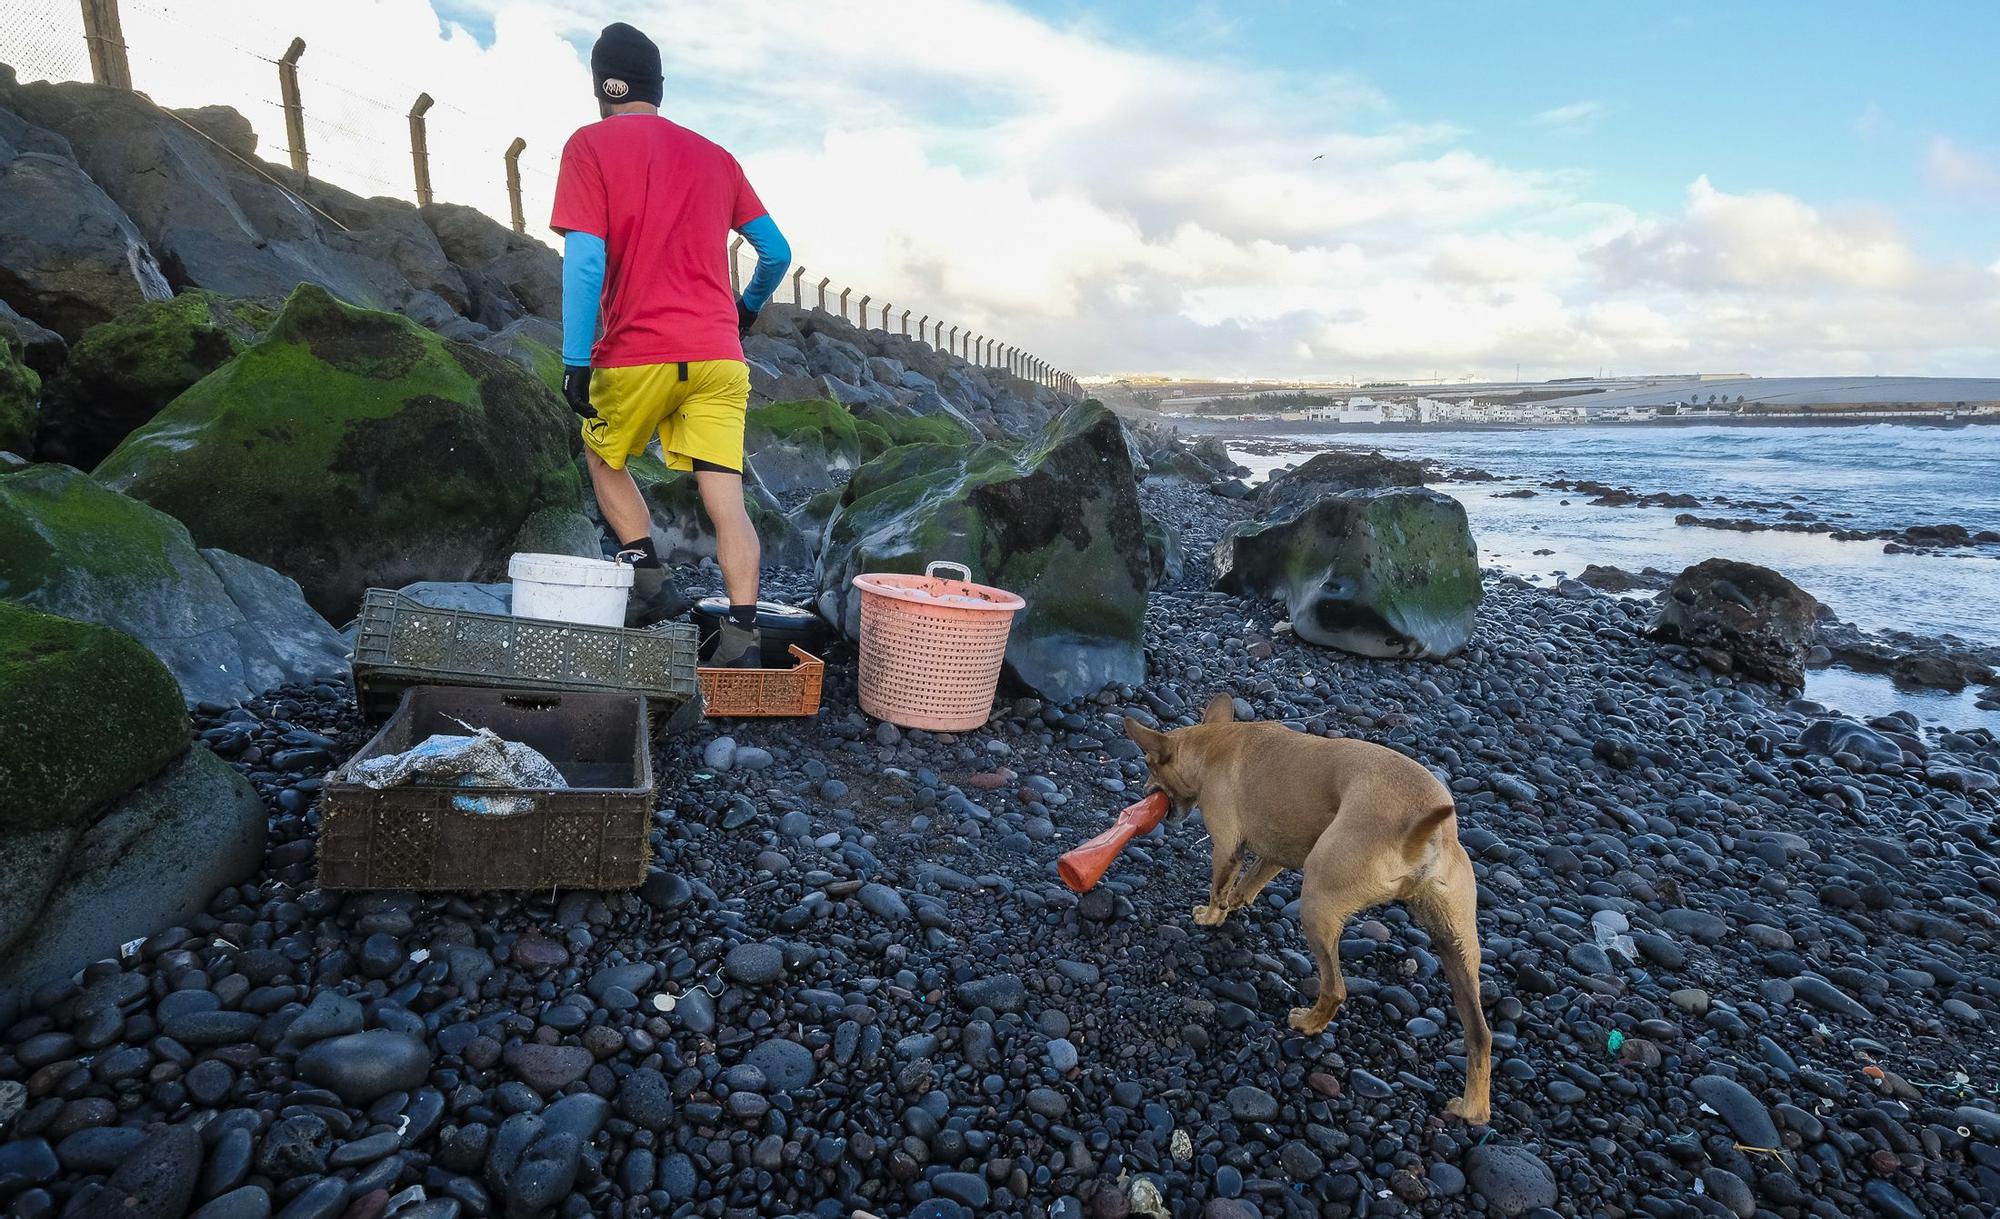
[407,93,434,206]
[881,301,892,330]
[934,320,944,347]
[729,236,745,295]
[816,278,830,311]
[900,309,911,337]
[504,137,527,234]
[948,325,958,354]
[838,287,851,321]
[791,267,806,306]
[917,315,928,345]
[80,0,133,89]
[277,38,309,175]
[857,295,870,328]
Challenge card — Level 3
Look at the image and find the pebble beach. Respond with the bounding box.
[4,479,1997,1219]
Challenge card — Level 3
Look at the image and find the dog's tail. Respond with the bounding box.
[1402,800,1457,863]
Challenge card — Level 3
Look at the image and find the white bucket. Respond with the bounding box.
[508,553,633,627]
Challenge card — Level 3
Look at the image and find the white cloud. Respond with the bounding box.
[29,0,2000,379]
[1926,135,2000,198]
[1529,100,1604,134]
[1854,103,1888,141]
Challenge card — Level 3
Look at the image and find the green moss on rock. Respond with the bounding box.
[878,413,974,448]
[0,342,37,457]
[0,601,188,838]
[94,284,581,619]
[1216,487,1480,658]
[817,401,1150,700]
[37,290,268,468]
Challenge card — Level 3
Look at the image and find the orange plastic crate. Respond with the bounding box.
[698,646,825,717]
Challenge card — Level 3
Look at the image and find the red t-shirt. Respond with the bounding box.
[550,115,766,366]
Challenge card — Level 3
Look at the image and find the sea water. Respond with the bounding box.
[1226,424,2000,731]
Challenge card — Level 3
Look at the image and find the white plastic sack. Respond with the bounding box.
[346,725,566,815]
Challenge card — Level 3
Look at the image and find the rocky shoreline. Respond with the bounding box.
[4,477,1998,1219]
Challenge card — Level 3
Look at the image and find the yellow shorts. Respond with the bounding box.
[581,359,750,472]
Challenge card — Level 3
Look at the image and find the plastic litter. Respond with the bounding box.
[1606,1030,1626,1055]
[1591,909,1637,960]
[344,720,566,815]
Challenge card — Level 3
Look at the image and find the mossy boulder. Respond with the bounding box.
[817,400,1151,701]
[0,601,190,969]
[1215,487,1481,658]
[0,604,261,990]
[94,283,584,619]
[745,399,893,496]
[0,601,187,839]
[0,464,349,704]
[35,289,269,468]
[0,339,36,457]
[628,453,811,568]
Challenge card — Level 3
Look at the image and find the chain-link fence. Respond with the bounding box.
[0,0,89,83]
[0,0,1080,395]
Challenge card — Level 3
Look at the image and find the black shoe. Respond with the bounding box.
[710,621,763,669]
[621,562,690,629]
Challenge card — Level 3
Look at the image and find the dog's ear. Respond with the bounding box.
[1123,716,1172,763]
[1203,693,1235,724]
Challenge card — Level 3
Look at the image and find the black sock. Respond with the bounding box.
[616,536,661,567]
[728,603,758,628]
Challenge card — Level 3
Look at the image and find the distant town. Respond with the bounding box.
[1094,373,2000,428]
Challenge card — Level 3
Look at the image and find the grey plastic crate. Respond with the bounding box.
[350,588,700,723]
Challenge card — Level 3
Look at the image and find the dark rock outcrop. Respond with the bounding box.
[2,76,473,327]
[0,340,35,457]
[422,202,561,326]
[0,602,265,994]
[0,464,348,705]
[1652,558,1819,689]
[1216,487,1481,658]
[1254,448,1430,517]
[0,76,172,340]
[94,284,590,620]
[817,401,1151,700]
[34,290,268,467]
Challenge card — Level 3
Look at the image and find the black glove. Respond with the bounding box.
[562,365,596,419]
[736,299,759,338]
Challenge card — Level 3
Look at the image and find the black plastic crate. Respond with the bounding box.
[318,686,653,891]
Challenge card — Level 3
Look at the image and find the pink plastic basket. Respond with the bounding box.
[853,561,1026,731]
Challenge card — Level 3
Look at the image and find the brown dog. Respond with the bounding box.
[1124,694,1492,1124]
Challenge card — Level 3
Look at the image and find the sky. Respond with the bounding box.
[8,0,2000,380]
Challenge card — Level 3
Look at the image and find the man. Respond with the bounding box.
[552,22,791,666]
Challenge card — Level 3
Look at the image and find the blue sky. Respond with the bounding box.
[1014,0,1998,258]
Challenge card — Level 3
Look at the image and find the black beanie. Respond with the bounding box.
[591,22,662,107]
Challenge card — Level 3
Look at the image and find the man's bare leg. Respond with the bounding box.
[586,450,651,546]
[695,468,761,605]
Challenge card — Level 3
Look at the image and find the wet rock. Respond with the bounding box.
[296,1030,433,1105]
[1216,487,1481,658]
[1690,1075,1781,1148]
[1653,558,1818,689]
[1464,1143,1557,1216]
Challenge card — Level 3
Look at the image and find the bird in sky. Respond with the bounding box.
[1311,154,1324,161]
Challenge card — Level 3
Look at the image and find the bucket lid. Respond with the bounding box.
[508,552,635,589]
[852,561,1024,612]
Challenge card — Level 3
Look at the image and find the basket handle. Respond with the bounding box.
[926,560,973,583]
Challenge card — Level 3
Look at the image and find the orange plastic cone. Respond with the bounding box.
[1058,790,1172,892]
